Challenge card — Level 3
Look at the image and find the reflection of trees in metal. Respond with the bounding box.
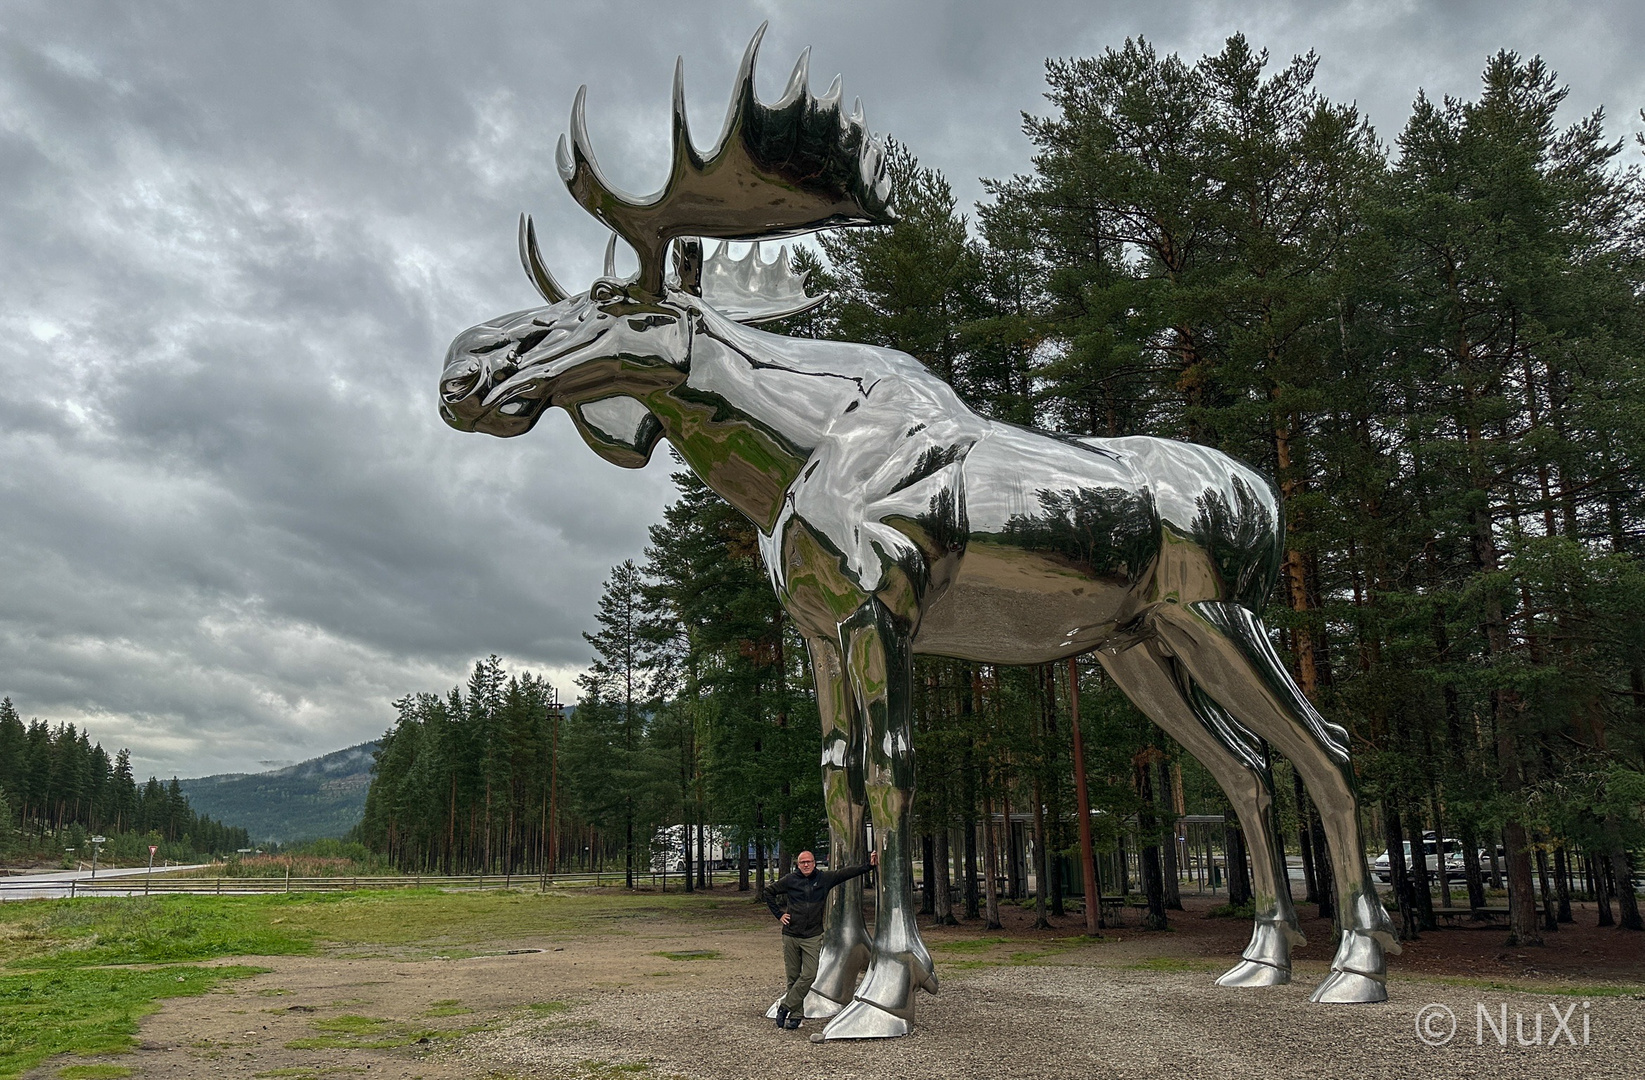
[1185,477,1281,606]
[998,486,1159,583]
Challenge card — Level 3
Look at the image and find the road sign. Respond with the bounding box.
[91,836,106,844]
[149,845,158,855]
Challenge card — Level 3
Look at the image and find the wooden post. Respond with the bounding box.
[1067,657,1103,934]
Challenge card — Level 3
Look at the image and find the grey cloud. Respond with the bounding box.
[2,1,1641,776]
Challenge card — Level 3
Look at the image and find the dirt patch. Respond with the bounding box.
[39,890,1645,1079]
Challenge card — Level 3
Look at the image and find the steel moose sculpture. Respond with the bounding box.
[439,26,1398,1039]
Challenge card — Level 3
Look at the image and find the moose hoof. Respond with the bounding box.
[1310,969,1387,1004]
[1215,959,1290,988]
[821,997,911,1040]
[803,988,847,1019]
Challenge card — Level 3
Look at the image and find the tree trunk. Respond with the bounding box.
[921,833,936,915]
[1610,848,1642,931]
[1158,758,1182,911]
[1404,807,1435,931]
[1384,802,1417,940]
[1460,822,1488,913]
[1555,846,1573,923]
[625,813,634,890]
[1535,847,1557,932]
[682,821,694,892]
[1503,822,1542,946]
[1068,659,1103,934]
[1226,824,1252,909]
[1031,781,1050,930]
[1310,807,1334,920]
[1003,781,1023,901]
[1293,768,1320,905]
[934,829,956,926]
[982,787,1003,930]
[962,821,980,920]
[737,844,749,892]
[1431,795,1453,909]
[1138,757,1167,929]
[1592,852,1614,927]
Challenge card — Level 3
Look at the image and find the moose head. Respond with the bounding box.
[439,24,895,467]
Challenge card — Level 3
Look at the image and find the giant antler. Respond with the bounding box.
[536,23,895,300]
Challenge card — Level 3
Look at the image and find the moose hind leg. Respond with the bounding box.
[1155,602,1398,1004]
[1098,642,1302,987]
[821,600,935,1041]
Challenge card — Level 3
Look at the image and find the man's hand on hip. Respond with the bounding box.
[780,912,790,926]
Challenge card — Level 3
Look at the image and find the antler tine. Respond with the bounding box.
[603,233,619,279]
[778,47,811,108]
[518,214,567,304]
[670,56,703,179]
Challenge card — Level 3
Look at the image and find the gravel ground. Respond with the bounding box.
[38,891,1645,1079]
[462,961,1644,1080]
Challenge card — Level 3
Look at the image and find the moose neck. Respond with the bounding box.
[641,306,860,535]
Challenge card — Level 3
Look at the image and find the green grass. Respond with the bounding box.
[0,895,314,969]
[929,936,1011,953]
[311,1015,390,1035]
[1408,974,1645,998]
[0,964,260,1078]
[0,888,741,971]
[1123,956,1216,972]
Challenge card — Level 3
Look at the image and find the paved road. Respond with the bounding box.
[0,864,209,900]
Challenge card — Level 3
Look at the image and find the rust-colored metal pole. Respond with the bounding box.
[548,696,561,880]
[1068,657,1103,934]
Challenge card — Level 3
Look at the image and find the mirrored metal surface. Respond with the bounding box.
[442,25,1394,1036]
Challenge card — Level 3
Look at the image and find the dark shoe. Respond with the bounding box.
[774,1004,790,1029]
[784,1015,802,1030]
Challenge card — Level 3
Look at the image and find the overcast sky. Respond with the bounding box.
[3,1,1642,778]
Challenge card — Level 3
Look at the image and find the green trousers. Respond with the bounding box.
[781,932,822,1014]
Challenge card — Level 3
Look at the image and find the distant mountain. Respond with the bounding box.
[180,742,377,844]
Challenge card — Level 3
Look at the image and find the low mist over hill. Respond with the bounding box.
[180,742,377,844]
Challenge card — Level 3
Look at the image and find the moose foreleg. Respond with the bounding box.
[802,636,872,1017]
[821,600,936,1041]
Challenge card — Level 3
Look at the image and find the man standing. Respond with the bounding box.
[763,847,878,1030]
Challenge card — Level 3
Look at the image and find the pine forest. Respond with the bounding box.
[0,698,253,863]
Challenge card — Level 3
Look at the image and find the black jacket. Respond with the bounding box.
[763,862,874,938]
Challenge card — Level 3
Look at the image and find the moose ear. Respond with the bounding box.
[571,396,664,469]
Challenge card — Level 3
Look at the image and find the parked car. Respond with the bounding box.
[1373,832,1466,883]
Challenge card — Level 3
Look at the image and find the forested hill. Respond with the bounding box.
[181,742,378,844]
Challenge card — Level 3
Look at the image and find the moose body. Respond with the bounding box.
[441,26,1397,1040]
